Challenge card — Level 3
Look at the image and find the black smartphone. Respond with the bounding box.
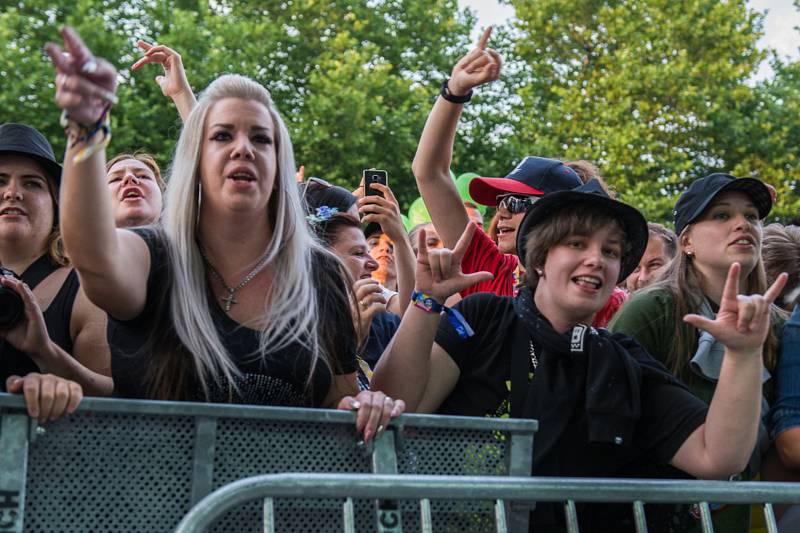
[363,169,389,197]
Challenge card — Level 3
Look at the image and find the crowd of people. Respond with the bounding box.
[1,25,799,532]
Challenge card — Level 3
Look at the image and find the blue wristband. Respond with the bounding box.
[411,290,474,339]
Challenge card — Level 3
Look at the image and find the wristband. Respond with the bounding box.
[61,105,112,164]
[411,290,474,339]
[440,79,472,104]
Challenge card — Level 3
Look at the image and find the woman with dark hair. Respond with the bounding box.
[372,179,785,531]
[0,122,110,420]
[610,173,786,531]
[47,27,400,441]
[106,152,164,228]
[302,182,404,375]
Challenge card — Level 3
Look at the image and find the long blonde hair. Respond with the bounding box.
[151,74,331,399]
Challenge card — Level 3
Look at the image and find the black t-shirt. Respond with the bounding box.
[361,311,400,367]
[435,292,709,532]
[109,228,357,407]
[1,258,79,390]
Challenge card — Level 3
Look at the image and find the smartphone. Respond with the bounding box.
[363,169,389,197]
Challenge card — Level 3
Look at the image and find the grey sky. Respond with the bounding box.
[459,0,799,79]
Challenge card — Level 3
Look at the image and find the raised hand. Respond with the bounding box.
[0,276,52,358]
[45,27,117,125]
[684,263,788,357]
[132,40,191,99]
[448,26,502,96]
[358,183,406,242]
[415,222,493,302]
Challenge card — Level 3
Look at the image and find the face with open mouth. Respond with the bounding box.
[199,97,277,219]
[533,223,623,328]
[0,154,55,250]
[682,191,762,277]
[495,199,530,255]
[107,158,163,228]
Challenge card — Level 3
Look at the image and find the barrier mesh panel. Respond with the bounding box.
[209,422,510,532]
[23,411,194,532]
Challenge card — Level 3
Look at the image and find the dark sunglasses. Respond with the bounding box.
[496,194,536,214]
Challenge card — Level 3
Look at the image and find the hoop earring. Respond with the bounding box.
[195,181,203,231]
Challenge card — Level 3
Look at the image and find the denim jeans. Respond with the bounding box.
[770,304,800,439]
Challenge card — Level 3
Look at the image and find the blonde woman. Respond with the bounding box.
[47,28,400,441]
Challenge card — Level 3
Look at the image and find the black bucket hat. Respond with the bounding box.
[0,123,62,188]
[673,173,772,236]
[516,179,648,282]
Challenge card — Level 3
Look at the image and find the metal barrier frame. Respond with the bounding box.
[0,393,537,533]
[175,473,800,533]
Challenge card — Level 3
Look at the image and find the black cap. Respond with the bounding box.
[516,179,648,282]
[0,123,62,188]
[468,156,583,206]
[673,173,772,236]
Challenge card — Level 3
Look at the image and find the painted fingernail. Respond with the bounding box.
[377,424,385,434]
[364,429,373,443]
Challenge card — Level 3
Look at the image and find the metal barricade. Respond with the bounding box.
[0,393,536,532]
[175,473,800,533]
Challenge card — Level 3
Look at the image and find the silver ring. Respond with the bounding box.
[81,59,98,74]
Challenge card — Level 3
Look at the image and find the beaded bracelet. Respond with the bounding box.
[60,105,112,164]
[411,290,474,339]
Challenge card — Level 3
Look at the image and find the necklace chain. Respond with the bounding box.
[199,245,270,312]
[529,340,538,371]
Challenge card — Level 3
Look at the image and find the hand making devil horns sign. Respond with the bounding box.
[414,222,494,302]
[684,262,788,357]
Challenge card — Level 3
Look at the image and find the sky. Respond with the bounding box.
[459,0,800,80]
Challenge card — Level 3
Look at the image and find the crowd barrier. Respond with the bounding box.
[0,393,536,532]
[174,473,800,533]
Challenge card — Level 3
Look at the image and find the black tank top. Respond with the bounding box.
[0,255,79,390]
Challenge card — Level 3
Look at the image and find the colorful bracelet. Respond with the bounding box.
[411,290,474,339]
[61,105,112,164]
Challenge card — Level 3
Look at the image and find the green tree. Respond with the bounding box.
[509,0,768,224]
[0,0,483,206]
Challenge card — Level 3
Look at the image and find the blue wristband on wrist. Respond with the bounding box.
[411,290,474,339]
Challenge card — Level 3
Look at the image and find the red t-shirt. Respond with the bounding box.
[459,227,628,327]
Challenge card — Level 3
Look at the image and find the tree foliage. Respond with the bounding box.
[0,0,797,223]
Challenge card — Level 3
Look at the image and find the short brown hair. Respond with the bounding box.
[762,223,800,309]
[106,152,165,191]
[523,203,632,287]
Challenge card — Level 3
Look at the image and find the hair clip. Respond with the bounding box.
[306,206,339,225]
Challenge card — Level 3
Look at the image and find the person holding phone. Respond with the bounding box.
[356,173,415,316]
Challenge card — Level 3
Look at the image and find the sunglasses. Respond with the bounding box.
[301,176,333,202]
[496,194,536,214]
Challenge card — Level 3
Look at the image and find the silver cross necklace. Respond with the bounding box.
[199,246,271,312]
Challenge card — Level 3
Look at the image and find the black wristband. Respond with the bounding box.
[440,79,472,104]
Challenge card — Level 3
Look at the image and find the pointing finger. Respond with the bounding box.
[452,222,478,263]
[477,26,492,50]
[683,313,716,333]
[720,262,741,306]
[763,272,789,306]
[136,39,154,52]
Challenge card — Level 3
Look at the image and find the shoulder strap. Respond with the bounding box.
[21,254,58,290]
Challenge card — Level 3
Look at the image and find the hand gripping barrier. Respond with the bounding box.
[174,473,800,533]
[0,393,536,532]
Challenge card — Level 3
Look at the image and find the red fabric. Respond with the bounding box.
[459,226,519,298]
[593,287,628,328]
